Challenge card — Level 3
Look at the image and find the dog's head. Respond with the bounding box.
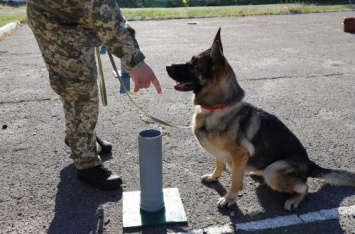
[166,28,244,106]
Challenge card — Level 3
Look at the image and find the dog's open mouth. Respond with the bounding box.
[174,82,194,92]
[166,64,195,92]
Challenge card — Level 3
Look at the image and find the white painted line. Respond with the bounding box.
[173,224,234,234]
[172,205,355,234]
[236,214,302,231]
[236,205,355,231]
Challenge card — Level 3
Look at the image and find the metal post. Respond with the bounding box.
[138,129,165,212]
[119,63,131,93]
[122,129,187,228]
[100,46,130,93]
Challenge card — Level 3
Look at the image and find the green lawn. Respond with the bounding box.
[0,13,26,27]
[0,4,26,27]
[0,4,354,27]
[122,4,355,19]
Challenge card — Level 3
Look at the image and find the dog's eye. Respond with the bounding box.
[193,64,199,70]
[190,59,199,70]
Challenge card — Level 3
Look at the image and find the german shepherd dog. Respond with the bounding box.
[166,28,355,210]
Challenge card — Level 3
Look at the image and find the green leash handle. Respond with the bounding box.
[96,47,107,106]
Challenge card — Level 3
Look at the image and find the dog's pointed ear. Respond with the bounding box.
[211,28,224,59]
[212,28,223,52]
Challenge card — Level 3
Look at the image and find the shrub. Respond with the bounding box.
[116,0,142,8]
[166,0,185,7]
[117,0,351,8]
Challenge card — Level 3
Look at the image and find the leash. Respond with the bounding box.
[96,47,107,106]
[95,47,191,129]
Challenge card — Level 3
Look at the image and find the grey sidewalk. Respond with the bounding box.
[0,11,354,233]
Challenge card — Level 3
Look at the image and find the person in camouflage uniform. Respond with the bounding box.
[27,0,162,190]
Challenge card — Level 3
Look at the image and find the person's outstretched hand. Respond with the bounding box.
[129,61,162,94]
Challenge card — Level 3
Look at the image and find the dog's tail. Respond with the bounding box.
[309,161,355,187]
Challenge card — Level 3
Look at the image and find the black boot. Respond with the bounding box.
[95,137,112,154]
[65,136,112,154]
[77,164,122,190]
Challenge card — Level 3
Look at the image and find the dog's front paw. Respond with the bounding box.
[201,174,219,183]
[217,196,236,208]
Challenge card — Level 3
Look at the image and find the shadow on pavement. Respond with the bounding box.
[47,164,122,234]
[205,174,355,232]
[255,180,355,213]
[201,180,228,197]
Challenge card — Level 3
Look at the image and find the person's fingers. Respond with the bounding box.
[151,77,162,94]
[143,81,150,89]
[129,61,162,94]
[133,82,141,92]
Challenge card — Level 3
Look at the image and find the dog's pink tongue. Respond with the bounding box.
[174,82,185,89]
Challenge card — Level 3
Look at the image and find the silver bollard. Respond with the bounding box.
[119,63,131,93]
[138,129,165,212]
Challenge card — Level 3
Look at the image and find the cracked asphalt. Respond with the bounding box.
[0,10,354,234]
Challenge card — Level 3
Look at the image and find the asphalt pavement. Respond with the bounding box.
[0,11,354,234]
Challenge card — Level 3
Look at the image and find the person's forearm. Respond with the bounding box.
[86,0,145,71]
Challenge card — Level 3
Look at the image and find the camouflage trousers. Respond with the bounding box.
[27,3,102,169]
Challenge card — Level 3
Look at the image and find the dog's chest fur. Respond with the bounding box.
[192,106,239,166]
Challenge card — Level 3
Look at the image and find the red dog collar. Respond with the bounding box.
[200,104,227,110]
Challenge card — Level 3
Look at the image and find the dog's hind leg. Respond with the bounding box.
[202,158,226,182]
[249,169,265,184]
[264,160,308,211]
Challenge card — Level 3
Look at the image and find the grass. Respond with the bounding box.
[0,4,354,27]
[0,13,26,27]
[0,5,26,27]
[121,4,355,19]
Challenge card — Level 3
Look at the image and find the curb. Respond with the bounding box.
[0,21,20,37]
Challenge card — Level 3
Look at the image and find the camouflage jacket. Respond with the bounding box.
[27,0,145,71]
